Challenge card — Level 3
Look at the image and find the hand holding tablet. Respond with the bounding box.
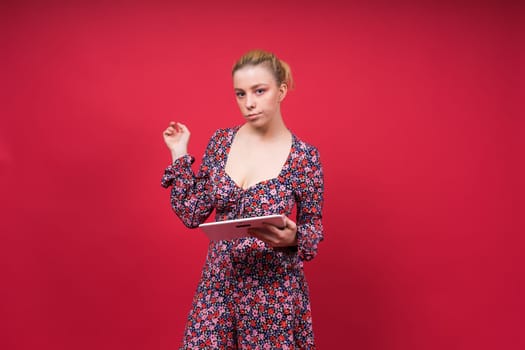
[199,214,286,241]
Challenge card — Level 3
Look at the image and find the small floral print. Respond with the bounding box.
[162,126,324,349]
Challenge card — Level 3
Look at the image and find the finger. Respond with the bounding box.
[165,121,176,131]
[261,222,281,234]
[164,127,175,136]
[249,228,277,245]
[178,122,190,134]
[167,121,180,133]
[248,228,265,238]
[284,217,297,231]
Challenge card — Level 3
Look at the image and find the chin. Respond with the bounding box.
[246,116,266,126]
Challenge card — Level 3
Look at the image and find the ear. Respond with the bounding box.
[278,83,288,102]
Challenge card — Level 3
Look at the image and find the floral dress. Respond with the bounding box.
[161,126,324,349]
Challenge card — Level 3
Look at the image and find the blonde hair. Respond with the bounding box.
[232,49,295,89]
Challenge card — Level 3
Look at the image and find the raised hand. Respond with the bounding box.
[163,121,190,162]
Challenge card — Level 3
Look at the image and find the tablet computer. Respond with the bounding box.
[199,214,286,241]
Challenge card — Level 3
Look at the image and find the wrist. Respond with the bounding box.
[171,151,188,163]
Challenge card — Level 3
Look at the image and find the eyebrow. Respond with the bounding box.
[234,83,269,91]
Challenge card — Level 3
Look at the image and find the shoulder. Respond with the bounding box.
[209,126,240,142]
[209,127,231,141]
[290,134,324,191]
[292,134,322,162]
[206,126,238,147]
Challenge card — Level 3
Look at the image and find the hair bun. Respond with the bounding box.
[232,49,294,89]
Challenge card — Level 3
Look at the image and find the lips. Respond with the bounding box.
[246,112,262,118]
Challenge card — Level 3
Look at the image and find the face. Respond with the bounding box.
[233,64,287,126]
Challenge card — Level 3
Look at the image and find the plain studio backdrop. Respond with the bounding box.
[1,1,523,349]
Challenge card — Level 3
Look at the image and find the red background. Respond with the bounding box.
[1,1,523,349]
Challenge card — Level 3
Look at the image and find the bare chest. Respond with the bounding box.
[225,137,292,190]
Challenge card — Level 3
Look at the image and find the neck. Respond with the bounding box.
[242,113,289,140]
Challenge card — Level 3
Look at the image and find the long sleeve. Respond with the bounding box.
[160,132,218,228]
[294,146,324,261]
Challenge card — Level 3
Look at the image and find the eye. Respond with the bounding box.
[235,91,245,98]
[255,88,265,95]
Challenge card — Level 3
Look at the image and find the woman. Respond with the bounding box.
[161,49,324,349]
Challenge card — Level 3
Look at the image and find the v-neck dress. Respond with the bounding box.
[161,126,324,349]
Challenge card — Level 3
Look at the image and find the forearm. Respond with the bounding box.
[162,155,214,228]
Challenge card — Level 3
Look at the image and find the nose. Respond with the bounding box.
[245,93,255,110]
